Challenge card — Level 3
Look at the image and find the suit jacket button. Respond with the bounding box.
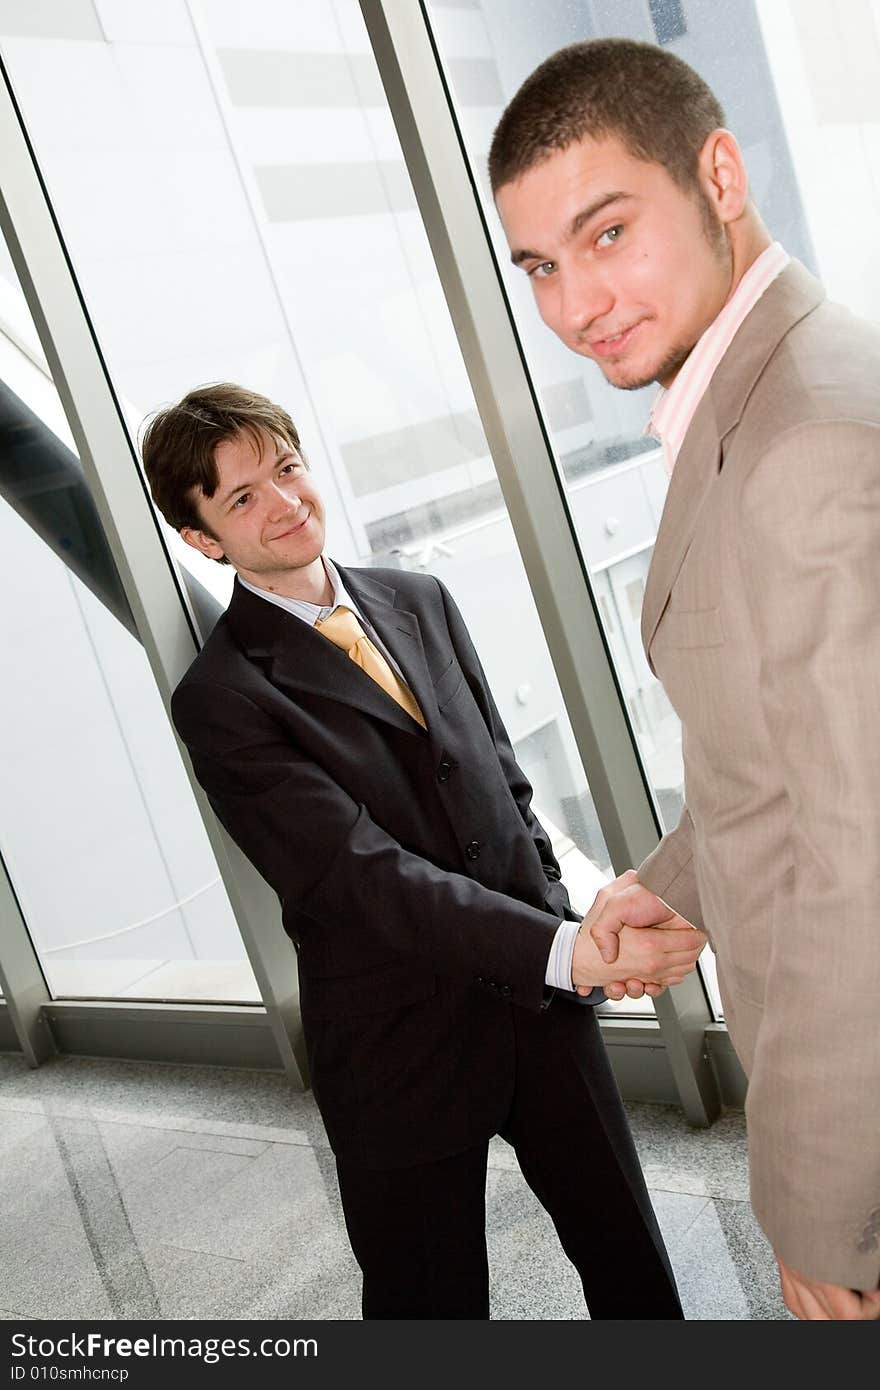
[475,975,485,987]
[466,840,481,860]
[499,984,512,998]
[437,760,452,782]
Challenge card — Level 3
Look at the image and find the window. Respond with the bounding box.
[0,0,613,996]
[0,228,251,1003]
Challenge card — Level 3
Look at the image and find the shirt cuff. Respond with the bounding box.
[545,918,606,1007]
[545,918,581,990]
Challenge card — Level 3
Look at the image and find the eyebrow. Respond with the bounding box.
[510,191,634,266]
[218,449,296,507]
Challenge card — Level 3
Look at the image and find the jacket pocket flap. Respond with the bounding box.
[433,657,464,708]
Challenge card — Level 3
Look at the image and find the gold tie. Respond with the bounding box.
[315,605,426,729]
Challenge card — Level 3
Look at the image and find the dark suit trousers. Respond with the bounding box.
[336,1005,684,1320]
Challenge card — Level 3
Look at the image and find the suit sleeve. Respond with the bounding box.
[637,805,703,929]
[172,677,557,1012]
[736,419,880,1288]
[434,578,575,922]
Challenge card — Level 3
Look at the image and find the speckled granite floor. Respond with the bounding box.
[0,1053,789,1321]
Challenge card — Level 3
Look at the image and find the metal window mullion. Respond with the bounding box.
[360,0,720,1124]
[0,851,54,1065]
[0,59,306,1087]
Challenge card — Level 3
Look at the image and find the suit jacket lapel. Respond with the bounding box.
[642,260,826,664]
[641,394,722,659]
[225,577,426,737]
[339,565,441,740]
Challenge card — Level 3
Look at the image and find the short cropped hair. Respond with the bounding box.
[489,37,725,196]
[141,383,302,544]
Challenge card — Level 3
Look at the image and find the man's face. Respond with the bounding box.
[495,134,732,390]
[183,427,326,587]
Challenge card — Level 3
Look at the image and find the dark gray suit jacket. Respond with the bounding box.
[173,565,596,1168]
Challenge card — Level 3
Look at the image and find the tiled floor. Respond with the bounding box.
[0,1053,789,1321]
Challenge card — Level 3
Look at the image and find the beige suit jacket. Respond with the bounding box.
[638,260,880,1290]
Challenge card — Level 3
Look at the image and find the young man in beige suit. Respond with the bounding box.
[491,38,880,1321]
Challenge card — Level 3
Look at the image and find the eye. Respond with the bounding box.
[527,261,556,280]
[278,460,303,477]
[596,224,623,248]
[231,492,251,510]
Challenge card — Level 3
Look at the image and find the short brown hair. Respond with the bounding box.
[141,383,302,545]
[489,38,725,196]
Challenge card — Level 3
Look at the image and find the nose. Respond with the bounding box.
[558,261,614,340]
[266,479,301,521]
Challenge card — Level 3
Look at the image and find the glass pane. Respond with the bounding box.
[0,2,615,991]
[0,227,255,1003]
[423,0,844,1020]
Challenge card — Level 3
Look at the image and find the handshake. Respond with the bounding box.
[573,869,707,1001]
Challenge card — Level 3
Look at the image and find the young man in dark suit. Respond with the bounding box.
[142,382,704,1319]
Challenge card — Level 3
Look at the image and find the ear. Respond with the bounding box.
[180,525,226,562]
[697,128,749,225]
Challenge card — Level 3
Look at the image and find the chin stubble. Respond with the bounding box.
[609,341,693,392]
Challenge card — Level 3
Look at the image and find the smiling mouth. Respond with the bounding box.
[588,321,644,357]
[270,511,310,541]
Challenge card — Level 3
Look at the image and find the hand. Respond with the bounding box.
[571,922,705,994]
[776,1254,880,1320]
[572,870,703,997]
[571,884,706,994]
[602,977,668,1002]
[588,868,694,966]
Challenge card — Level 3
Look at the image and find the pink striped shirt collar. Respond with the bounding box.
[648,241,790,473]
